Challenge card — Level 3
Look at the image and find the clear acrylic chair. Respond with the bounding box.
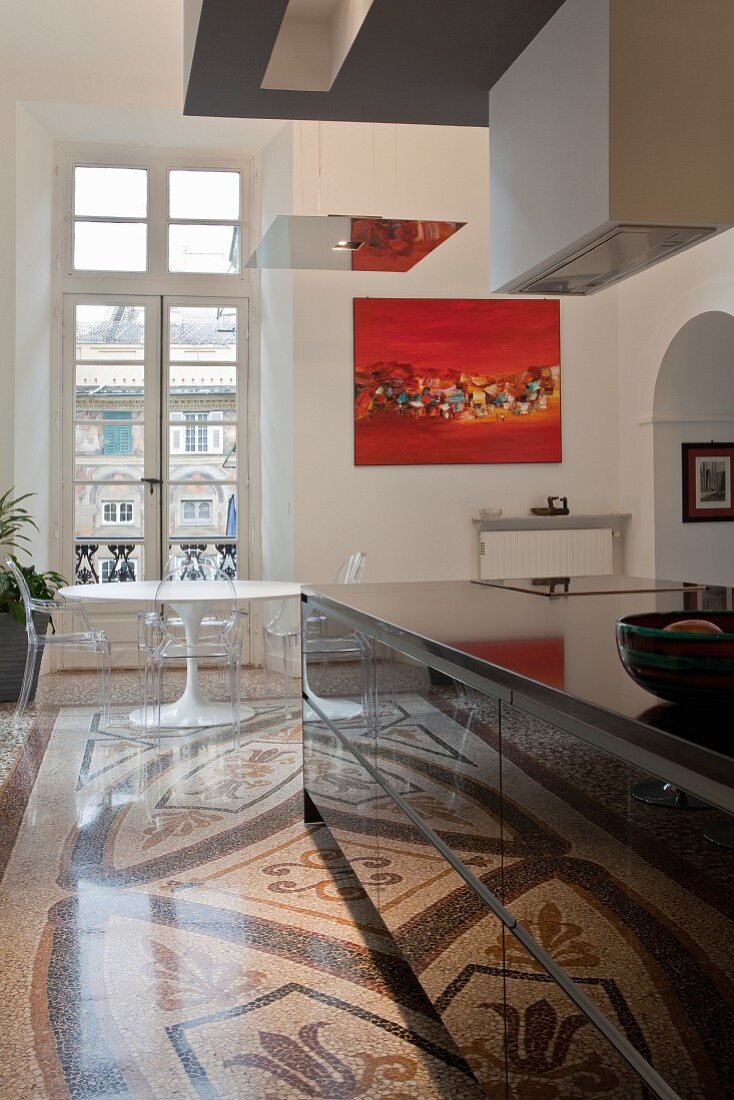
[141,560,242,749]
[263,552,367,717]
[6,557,111,728]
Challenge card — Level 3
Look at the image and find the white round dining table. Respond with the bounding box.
[58,580,300,729]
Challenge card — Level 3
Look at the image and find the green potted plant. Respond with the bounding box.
[0,490,65,702]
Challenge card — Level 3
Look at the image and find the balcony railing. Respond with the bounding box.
[73,542,237,583]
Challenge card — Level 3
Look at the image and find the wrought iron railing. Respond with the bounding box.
[73,542,237,583]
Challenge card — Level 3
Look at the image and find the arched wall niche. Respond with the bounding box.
[653,310,734,584]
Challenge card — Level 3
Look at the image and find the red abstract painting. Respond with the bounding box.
[354,297,561,466]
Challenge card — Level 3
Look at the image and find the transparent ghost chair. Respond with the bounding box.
[263,551,367,713]
[263,552,367,718]
[141,560,242,749]
[6,556,111,728]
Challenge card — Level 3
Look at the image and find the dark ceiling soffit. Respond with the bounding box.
[184,0,565,127]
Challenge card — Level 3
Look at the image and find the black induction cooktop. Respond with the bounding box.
[472,575,707,598]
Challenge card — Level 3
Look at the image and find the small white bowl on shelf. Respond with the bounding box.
[478,507,503,519]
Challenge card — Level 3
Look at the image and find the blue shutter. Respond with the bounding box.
[102,412,133,454]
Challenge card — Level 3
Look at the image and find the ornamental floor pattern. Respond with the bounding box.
[0,674,485,1100]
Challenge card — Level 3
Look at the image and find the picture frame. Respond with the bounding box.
[353,297,561,466]
[682,442,734,522]
[683,585,734,613]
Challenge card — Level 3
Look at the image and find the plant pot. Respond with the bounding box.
[0,612,49,703]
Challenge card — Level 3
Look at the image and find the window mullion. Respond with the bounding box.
[147,161,167,281]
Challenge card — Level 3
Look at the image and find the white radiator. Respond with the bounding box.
[479,528,613,579]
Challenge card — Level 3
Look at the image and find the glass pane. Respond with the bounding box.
[169,169,240,220]
[168,306,237,363]
[74,403,145,424]
[74,221,147,272]
[73,463,143,483]
[169,426,237,483]
[166,542,237,578]
[169,392,236,422]
[169,484,237,539]
[74,166,147,218]
[75,422,144,473]
[168,224,240,274]
[76,304,145,361]
[75,367,145,416]
[74,541,144,585]
[74,482,145,539]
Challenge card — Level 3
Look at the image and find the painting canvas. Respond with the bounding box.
[354,297,561,466]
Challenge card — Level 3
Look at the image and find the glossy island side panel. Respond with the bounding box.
[372,645,504,892]
[301,608,384,915]
[500,699,734,1099]
[501,928,649,1100]
[300,589,734,1099]
[373,781,508,1098]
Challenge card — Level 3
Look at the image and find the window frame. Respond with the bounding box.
[61,147,253,296]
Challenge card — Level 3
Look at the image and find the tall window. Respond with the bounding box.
[62,148,250,602]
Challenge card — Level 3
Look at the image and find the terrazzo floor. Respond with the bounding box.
[0,668,486,1099]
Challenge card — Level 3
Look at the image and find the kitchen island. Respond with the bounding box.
[301,579,734,1100]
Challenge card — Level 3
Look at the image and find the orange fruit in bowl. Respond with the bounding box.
[662,619,724,634]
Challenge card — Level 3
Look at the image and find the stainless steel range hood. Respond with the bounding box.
[489,0,734,295]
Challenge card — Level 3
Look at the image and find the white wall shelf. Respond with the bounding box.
[473,513,630,533]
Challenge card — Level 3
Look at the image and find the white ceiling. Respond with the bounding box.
[2,0,284,152]
[22,102,285,152]
[0,1,182,82]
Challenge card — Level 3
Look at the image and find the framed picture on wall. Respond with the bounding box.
[682,442,734,522]
[353,297,561,466]
[683,585,734,612]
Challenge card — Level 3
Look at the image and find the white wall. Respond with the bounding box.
[652,311,734,585]
[0,99,16,495]
[264,122,621,584]
[617,228,734,582]
[14,104,54,566]
[260,125,296,583]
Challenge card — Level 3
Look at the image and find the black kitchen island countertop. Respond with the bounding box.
[301,578,734,814]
